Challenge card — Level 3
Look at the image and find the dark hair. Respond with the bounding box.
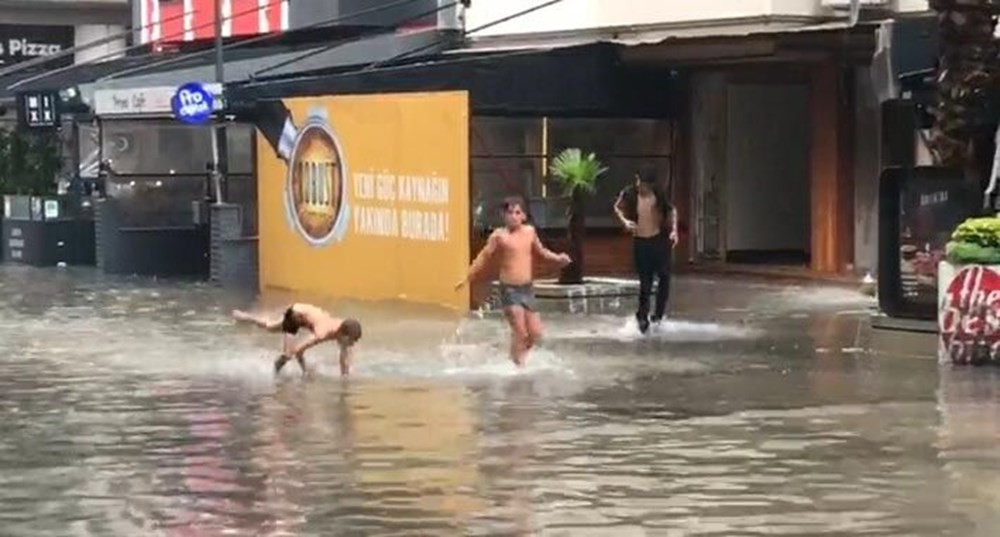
[339,319,362,343]
[501,195,532,223]
[635,170,656,185]
[502,196,526,212]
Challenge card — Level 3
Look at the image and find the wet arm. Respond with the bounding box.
[339,346,354,376]
[465,231,499,282]
[533,235,565,263]
[289,334,323,357]
[613,191,632,227]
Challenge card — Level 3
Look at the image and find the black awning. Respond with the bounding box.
[6,53,207,95]
[227,42,678,119]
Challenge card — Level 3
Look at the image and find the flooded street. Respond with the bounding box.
[0,265,997,536]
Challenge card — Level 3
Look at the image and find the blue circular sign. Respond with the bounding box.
[171,82,215,125]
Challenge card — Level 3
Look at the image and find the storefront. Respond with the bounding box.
[229,43,680,303]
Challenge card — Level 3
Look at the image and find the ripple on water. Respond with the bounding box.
[0,266,986,536]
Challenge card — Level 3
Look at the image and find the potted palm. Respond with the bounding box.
[548,148,608,285]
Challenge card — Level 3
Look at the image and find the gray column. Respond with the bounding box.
[210,203,258,290]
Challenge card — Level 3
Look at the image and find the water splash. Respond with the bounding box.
[551,316,760,343]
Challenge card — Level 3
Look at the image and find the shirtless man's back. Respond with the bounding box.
[233,303,362,376]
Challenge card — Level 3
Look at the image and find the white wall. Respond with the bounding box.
[690,72,727,259]
[894,0,929,13]
[75,24,125,64]
[724,84,810,252]
[465,0,830,38]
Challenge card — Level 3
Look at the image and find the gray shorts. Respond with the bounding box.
[499,283,536,311]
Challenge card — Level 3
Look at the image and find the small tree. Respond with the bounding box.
[0,127,60,196]
[549,148,607,285]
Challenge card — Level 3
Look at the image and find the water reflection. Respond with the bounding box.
[1,265,997,535]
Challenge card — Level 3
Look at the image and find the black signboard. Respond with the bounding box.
[0,24,73,68]
[19,91,59,128]
[878,166,981,320]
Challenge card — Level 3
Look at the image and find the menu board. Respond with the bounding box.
[879,166,980,320]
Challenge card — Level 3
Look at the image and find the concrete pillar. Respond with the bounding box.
[74,24,126,64]
[210,203,258,290]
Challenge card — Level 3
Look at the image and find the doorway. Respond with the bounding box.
[722,83,811,265]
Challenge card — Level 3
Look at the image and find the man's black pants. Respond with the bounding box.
[633,235,671,320]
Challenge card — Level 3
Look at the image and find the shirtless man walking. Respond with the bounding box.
[232,303,362,376]
[614,172,679,333]
[456,197,571,367]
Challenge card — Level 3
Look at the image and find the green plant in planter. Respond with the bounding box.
[0,127,60,197]
[947,216,1000,264]
[549,148,608,285]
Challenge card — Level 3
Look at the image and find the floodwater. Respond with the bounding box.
[0,265,998,536]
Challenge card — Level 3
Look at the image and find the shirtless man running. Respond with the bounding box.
[232,304,362,376]
[456,197,571,367]
[614,171,679,333]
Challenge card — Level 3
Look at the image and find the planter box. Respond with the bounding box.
[938,260,1000,365]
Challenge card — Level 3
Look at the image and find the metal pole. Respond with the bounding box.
[212,0,228,204]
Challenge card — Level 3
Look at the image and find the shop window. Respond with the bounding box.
[78,123,100,178]
[471,116,674,230]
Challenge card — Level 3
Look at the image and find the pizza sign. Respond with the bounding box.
[939,265,1000,364]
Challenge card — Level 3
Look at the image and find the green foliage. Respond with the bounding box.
[947,241,1000,264]
[947,216,1000,264]
[0,127,61,196]
[548,148,608,196]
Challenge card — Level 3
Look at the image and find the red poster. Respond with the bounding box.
[142,0,286,44]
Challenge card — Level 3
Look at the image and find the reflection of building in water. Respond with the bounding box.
[249,385,315,534]
[246,382,482,530]
[348,383,484,518]
[936,369,1000,529]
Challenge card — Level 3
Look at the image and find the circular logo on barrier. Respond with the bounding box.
[284,110,349,247]
[171,82,215,125]
[940,265,1000,364]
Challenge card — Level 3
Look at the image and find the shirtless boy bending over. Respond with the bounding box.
[232,303,362,376]
[456,197,571,367]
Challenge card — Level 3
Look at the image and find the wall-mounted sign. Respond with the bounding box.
[171,82,215,125]
[139,0,289,44]
[0,25,73,67]
[19,91,59,128]
[94,84,224,117]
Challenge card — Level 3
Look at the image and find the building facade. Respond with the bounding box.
[0,0,127,65]
[461,0,934,277]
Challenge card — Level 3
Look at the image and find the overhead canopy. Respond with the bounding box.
[450,17,880,67]
[76,29,445,104]
[457,17,876,52]
[7,54,189,95]
[227,42,679,119]
[2,28,447,113]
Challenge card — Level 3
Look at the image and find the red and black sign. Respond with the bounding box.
[940,266,1000,365]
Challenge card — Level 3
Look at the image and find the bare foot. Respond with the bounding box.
[232,310,253,322]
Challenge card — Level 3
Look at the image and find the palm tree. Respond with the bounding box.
[549,148,608,285]
[927,0,1000,191]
